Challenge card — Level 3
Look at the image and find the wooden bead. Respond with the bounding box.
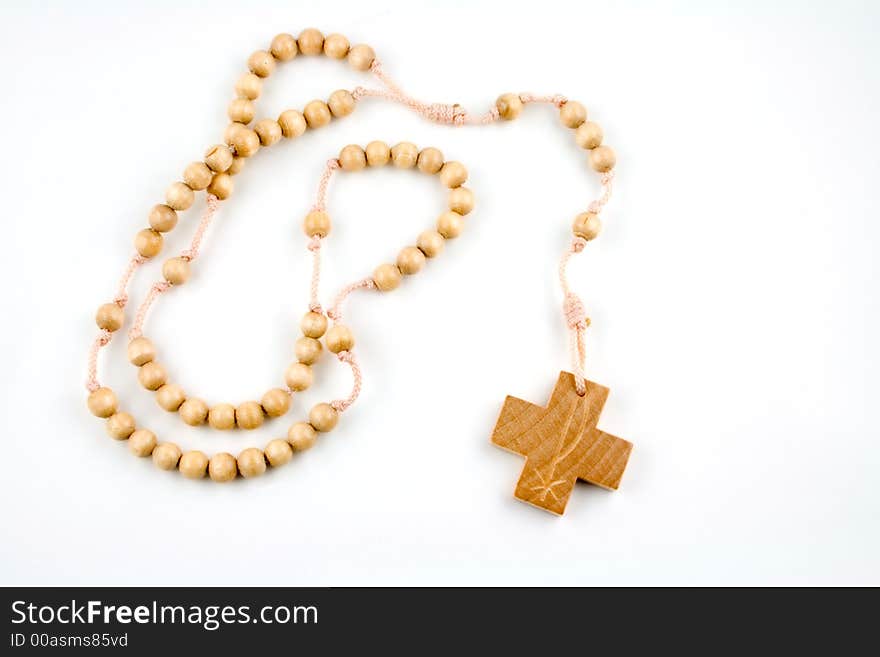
[127,337,156,366]
[106,412,135,440]
[156,383,185,411]
[236,401,264,430]
[437,211,465,238]
[179,451,208,479]
[589,145,616,172]
[448,187,474,215]
[373,263,402,291]
[285,362,313,391]
[304,210,331,237]
[496,93,523,120]
[295,337,323,365]
[365,140,390,166]
[300,311,328,338]
[96,302,124,331]
[278,110,307,138]
[439,161,467,188]
[207,173,233,199]
[204,144,233,172]
[138,362,167,391]
[227,98,255,124]
[560,100,587,128]
[575,121,603,149]
[209,452,237,482]
[183,161,213,191]
[303,100,331,128]
[149,204,178,232]
[88,387,117,418]
[235,72,262,100]
[297,28,324,55]
[135,229,163,258]
[227,125,260,157]
[165,182,195,211]
[573,212,602,240]
[162,256,190,285]
[254,118,282,146]
[323,33,350,59]
[152,442,181,471]
[328,89,356,118]
[348,44,375,71]
[391,142,418,168]
[270,33,298,61]
[128,429,156,457]
[261,388,291,417]
[208,403,236,430]
[417,230,445,258]
[288,422,317,451]
[397,246,426,275]
[248,50,275,77]
[237,447,267,478]
[339,144,366,171]
[228,157,246,176]
[325,324,355,353]
[265,439,293,467]
[309,403,339,432]
[417,147,444,174]
[179,398,208,426]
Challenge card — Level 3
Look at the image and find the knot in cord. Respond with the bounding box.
[563,293,590,330]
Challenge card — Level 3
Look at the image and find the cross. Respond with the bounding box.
[491,371,633,515]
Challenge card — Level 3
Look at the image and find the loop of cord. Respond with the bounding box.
[331,350,363,412]
[559,237,590,395]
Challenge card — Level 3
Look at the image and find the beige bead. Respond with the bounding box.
[96,302,124,331]
[323,33,350,58]
[227,125,260,157]
[560,100,587,128]
[128,429,156,457]
[87,387,117,418]
[183,161,213,191]
[284,362,313,391]
[265,439,293,467]
[328,89,356,118]
[303,100,331,128]
[152,442,181,471]
[148,204,178,232]
[294,337,323,365]
[204,144,233,172]
[235,72,262,100]
[575,121,603,149]
[365,140,391,166]
[391,142,418,168]
[297,28,324,55]
[156,384,185,411]
[208,452,238,482]
[325,324,355,353]
[309,403,339,432]
[162,257,190,285]
[227,98,255,124]
[208,403,236,430]
[207,173,233,200]
[373,263,402,291]
[127,336,155,366]
[437,211,465,238]
[228,157,246,176]
[254,118,282,146]
[300,310,328,338]
[417,147,444,174]
[138,361,167,391]
[496,93,523,120]
[236,401,264,430]
[278,110,307,138]
[270,33,298,61]
[106,412,135,440]
[348,44,375,71]
[135,229,163,258]
[589,145,616,172]
[179,397,208,426]
[417,230,445,258]
[237,447,267,478]
[165,182,195,211]
[448,187,475,215]
[397,246,426,275]
[179,450,208,479]
[339,144,366,171]
[439,161,467,188]
[248,50,275,77]
[261,388,291,417]
[303,210,331,238]
[288,421,317,451]
[573,212,602,240]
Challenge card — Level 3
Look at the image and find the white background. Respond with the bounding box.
[1,0,877,586]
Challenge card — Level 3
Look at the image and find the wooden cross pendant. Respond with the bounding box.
[491,371,633,515]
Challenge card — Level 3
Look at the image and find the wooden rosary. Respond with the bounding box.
[85,28,633,515]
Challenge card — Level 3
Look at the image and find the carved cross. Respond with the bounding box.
[491,371,633,515]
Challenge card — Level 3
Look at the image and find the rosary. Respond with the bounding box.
[85,28,633,515]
